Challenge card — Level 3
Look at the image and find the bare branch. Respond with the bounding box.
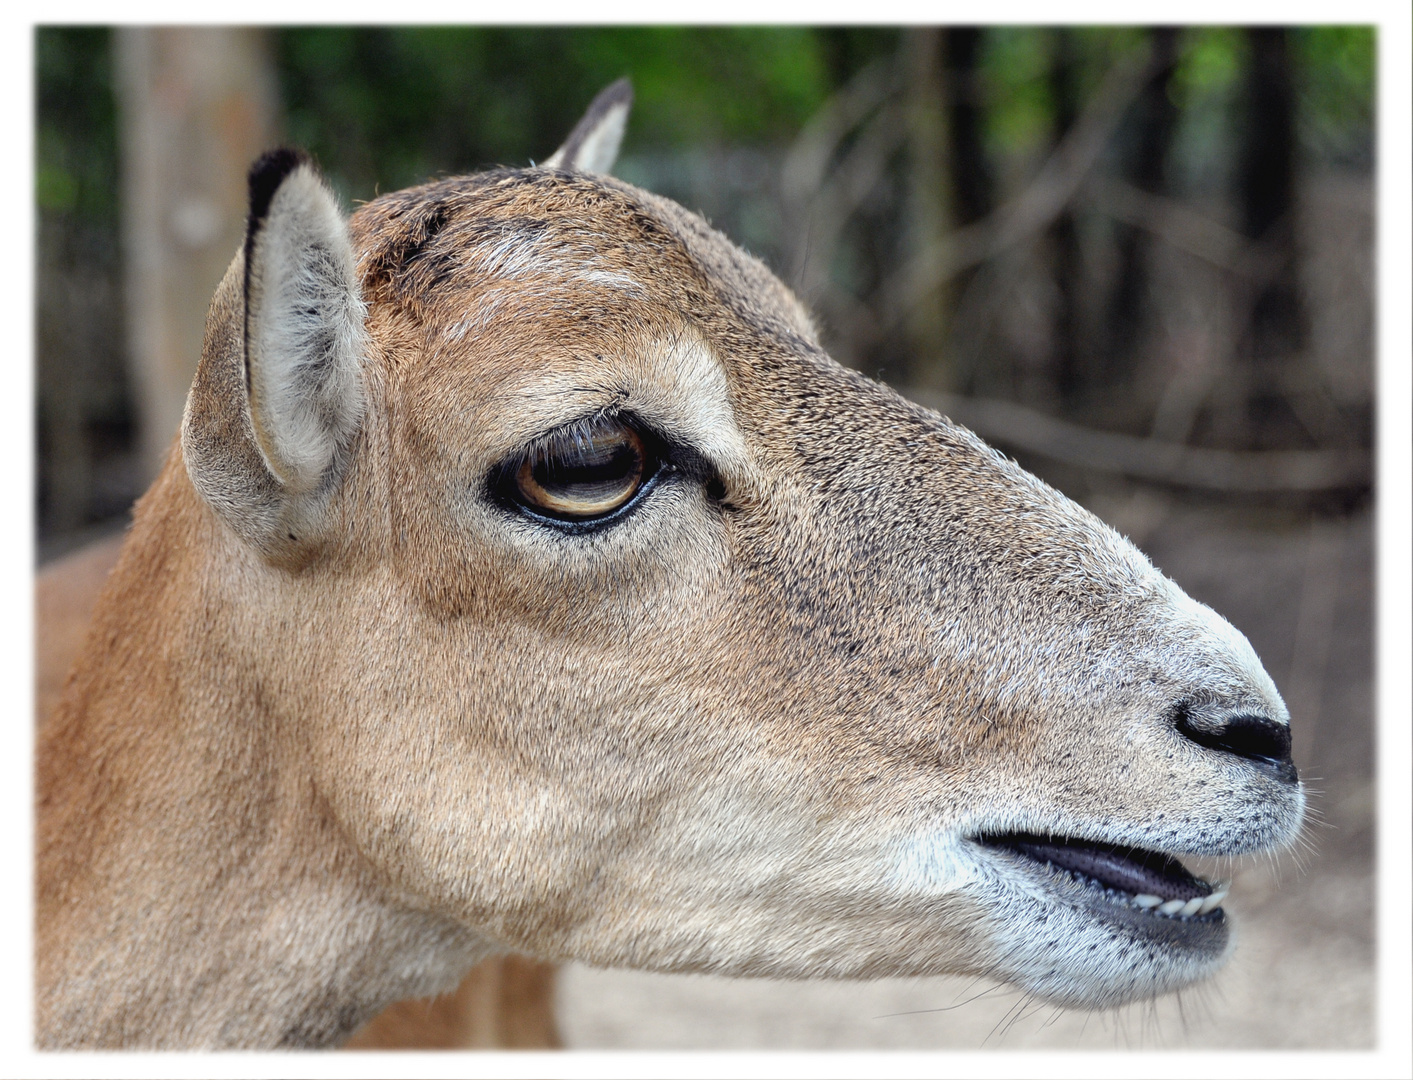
[877,46,1158,331]
[780,59,899,206]
[789,100,910,300]
[1085,175,1289,284]
[904,389,1371,493]
[780,55,909,302]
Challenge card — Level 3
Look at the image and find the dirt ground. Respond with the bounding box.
[555,495,1376,1050]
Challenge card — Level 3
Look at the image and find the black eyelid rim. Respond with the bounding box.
[485,407,720,531]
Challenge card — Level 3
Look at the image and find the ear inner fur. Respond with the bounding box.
[243,148,308,411]
[241,153,367,496]
[540,77,633,173]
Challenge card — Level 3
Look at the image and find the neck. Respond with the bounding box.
[35,463,487,1048]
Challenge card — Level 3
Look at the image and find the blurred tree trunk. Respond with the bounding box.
[937,27,994,396]
[1046,29,1082,406]
[36,234,106,537]
[1238,26,1304,449]
[1242,26,1301,358]
[114,27,278,482]
[901,28,947,390]
[944,29,993,231]
[36,29,131,548]
[1101,27,1180,402]
[902,27,997,393]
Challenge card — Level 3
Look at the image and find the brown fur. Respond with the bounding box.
[35,536,127,728]
[36,138,1302,1048]
[35,537,557,1049]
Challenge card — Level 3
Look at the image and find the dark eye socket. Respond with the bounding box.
[503,416,661,525]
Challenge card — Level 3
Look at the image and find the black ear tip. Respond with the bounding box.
[248,147,313,224]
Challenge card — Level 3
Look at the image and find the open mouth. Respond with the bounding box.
[975,832,1229,919]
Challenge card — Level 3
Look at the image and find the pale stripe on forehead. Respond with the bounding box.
[437,230,648,345]
[476,231,547,280]
[463,222,646,294]
[579,269,644,292]
[440,278,648,346]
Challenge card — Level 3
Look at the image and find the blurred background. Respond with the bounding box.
[34,26,1375,1049]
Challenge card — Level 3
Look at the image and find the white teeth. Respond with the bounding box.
[1199,884,1230,914]
[1132,879,1230,917]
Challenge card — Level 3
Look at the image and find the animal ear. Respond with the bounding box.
[540,78,633,174]
[182,149,366,561]
[242,148,366,493]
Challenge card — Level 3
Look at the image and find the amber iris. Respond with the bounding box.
[515,421,647,519]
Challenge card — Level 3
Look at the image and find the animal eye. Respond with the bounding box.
[512,419,652,522]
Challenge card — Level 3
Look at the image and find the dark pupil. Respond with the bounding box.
[516,423,647,518]
[533,436,640,501]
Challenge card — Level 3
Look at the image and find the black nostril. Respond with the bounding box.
[1175,710,1298,784]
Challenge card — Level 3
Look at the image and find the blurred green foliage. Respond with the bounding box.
[1295,26,1375,166]
[982,27,1150,165]
[978,26,1373,191]
[35,25,1375,229]
[35,28,119,228]
[277,27,898,202]
[980,29,1054,161]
